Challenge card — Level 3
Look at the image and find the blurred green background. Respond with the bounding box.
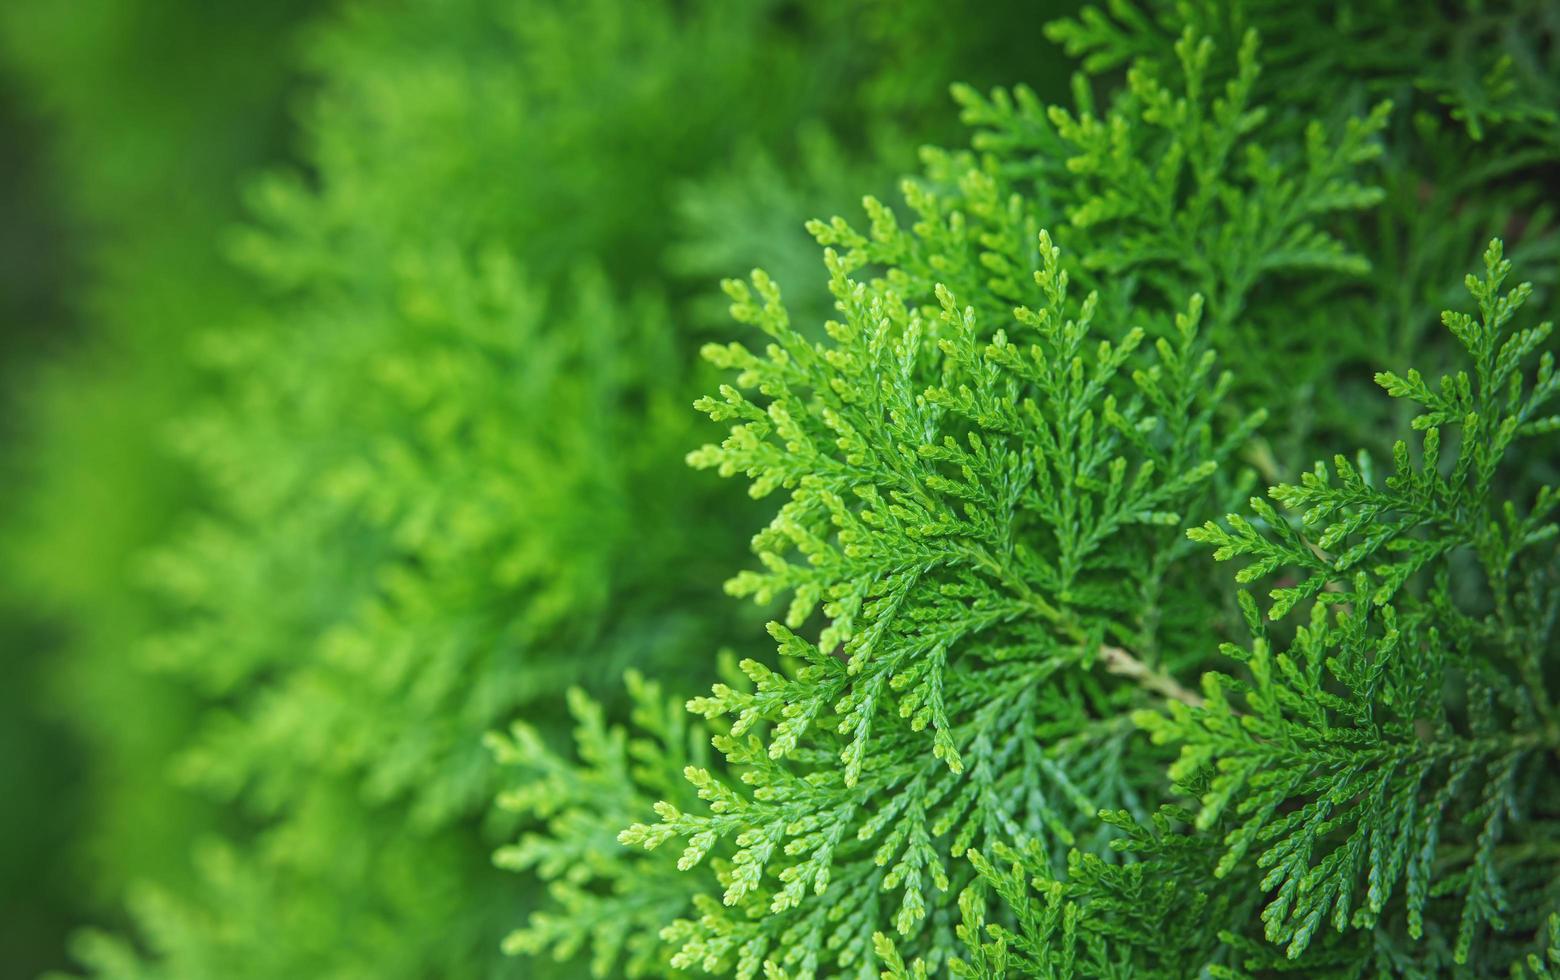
[1,6,322,973]
[0,2,1077,977]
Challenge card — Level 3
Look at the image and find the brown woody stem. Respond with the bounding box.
[1100,644,1206,708]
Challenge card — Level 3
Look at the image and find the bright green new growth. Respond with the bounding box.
[11,2,1090,977]
[597,27,1395,979]
[7,0,1555,977]
[498,4,1559,978]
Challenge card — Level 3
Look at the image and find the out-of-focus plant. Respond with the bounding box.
[0,0,324,935]
[1,1,1080,977]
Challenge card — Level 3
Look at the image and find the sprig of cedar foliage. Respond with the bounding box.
[1050,0,1560,162]
[30,1,1131,977]
[1165,242,1559,966]
[487,671,718,977]
[497,5,1560,980]
[936,243,1558,978]
[529,27,1396,979]
[1051,0,1560,474]
[49,1,1084,977]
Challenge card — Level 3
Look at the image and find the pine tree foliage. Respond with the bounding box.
[603,28,1398,978]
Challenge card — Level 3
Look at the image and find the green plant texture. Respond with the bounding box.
[0,1,1554,979]
[0,0,1075,977]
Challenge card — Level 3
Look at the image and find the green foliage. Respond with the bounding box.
[7,0,1556,978]
[1514,914,1560,979]
[4,0,1090,977]
[606,25,1403,977]
[1049,0,1560,159]
[0,0,322,923]
[489,672,716,977]
[952,241,1559,978]
[1048,0,1560,470]
[38,0,819,968]
[933,813,1245,978]
[1153,242,1560,967]
[521,4,1557,978]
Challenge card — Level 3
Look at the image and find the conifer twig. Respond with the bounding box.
[1098,644,1205,708]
